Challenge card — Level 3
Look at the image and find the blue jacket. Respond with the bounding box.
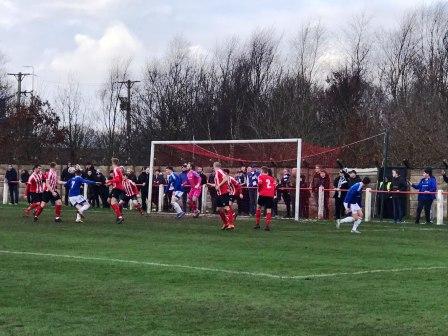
[247,171,260,188]
[165,173,184,193]
[344,182,363,205]
[412,177,437,201]
[66,176,96,197]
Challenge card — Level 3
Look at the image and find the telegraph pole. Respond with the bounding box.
[116,79,140,161]
[7,72,32,111]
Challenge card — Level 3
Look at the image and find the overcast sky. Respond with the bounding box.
[0,0,432,96]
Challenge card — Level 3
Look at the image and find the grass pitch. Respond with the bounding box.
[0,205,447,335]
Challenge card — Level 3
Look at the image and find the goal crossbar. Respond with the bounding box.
[148,138,302,221]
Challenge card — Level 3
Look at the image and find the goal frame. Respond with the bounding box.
[148,138,302,221]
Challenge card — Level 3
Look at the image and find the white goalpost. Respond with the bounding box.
[147,138,302,221]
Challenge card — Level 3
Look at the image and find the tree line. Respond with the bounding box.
[1,3,448,168]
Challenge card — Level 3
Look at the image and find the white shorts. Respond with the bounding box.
[344,202,361,213]
[172,191,184,200]
[69,195,87,206]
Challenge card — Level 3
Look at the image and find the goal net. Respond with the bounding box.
[148,139,302,220]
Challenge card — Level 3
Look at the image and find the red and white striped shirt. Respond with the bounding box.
[44,169,58,192]
[214,169,229,195]
[229,176,242,196]
[28,172,44,193]
[111,166,125,190]
[123,179,139,197]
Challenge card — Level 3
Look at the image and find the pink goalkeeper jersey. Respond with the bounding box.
[187,170,201,189]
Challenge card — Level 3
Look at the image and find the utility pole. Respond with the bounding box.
[379,130,390,220]
[7,72,32,111]
[116,79,140,161]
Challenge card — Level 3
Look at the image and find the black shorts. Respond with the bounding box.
[258,196,274,209]
[216,193,230,208]
[109,188,125,201]
[30,192,43,203]
[123,195,137,203]
[42,191,61,203]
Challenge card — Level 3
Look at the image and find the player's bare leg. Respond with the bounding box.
[191,196,200,218]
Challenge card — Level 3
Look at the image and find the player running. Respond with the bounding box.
[106,158,125,224]
[165,166,186,219]
[38,162,64,223]
[120,174,145,215]
[186,163,202,218]
[223,168,242,223]
[336,177,371,234]
[24,164,45,222]
[255,166,276,231]
[213,162,234,230]
[66,169,99,223]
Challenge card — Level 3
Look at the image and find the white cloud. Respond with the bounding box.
[49,22,143,81]
[0,0,18,28]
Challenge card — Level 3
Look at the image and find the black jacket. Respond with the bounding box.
[5,168,18,184]
[137,172,149,191]
[343,171,361,188]
[20,170,30,183]
[391,176,407,197]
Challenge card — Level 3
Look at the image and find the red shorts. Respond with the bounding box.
[188,188,202,200]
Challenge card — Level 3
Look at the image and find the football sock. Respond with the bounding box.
[227,208,234,225]
[111,203,122,218]
[219,209,227,224]
[340,216,354,223]
[255,209,261,225]
[55,204,62,218]
[35,205,43,217]
[266,212,272,226]
[352,219,362,231]
[80,203,90,213]
[172,202,182,214]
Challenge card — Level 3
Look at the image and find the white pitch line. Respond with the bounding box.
[0,250,447,280]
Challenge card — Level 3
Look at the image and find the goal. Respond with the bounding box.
[148,139,302,221]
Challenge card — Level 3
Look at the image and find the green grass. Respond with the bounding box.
[0,205,448,336]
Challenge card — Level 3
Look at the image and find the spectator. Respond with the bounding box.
[207,171,218,214]
[138,167,150,211]
[333,170,348,222]
[299,174,310,218]
[311,165,322,210]
[20,169,30,204]
[391,169,407,224]
[61,162,75,206]
[96,169,109,208]
[85,170,99,207]
[377,177,393,218]
[411,168,437,225]
[279,169,292,218]
[247,165,259,216]
[152,169,166,210]
[5,164,19,205]
[343,169,361,188]
[236,167,249,215]
[179,164,189,212]
[197,167,207,212]
[126,168,138,183]
[315,170,330,219]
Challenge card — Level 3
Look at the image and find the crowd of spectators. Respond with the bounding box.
[2,163,446,224]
